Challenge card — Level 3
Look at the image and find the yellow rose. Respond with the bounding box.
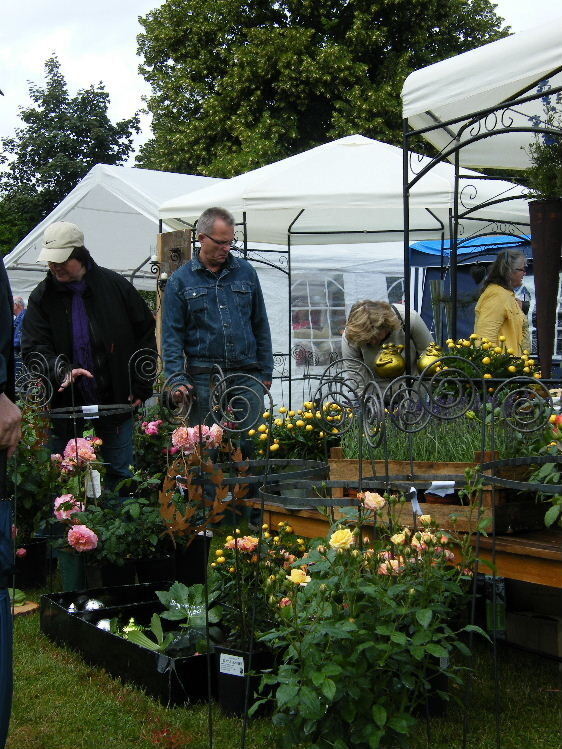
[288,410,295,417]
[305,424,313,431]
[391,532,407,545]
[507,365,517,373]
[523,367,530,373]
[287,568,311,585]
[304,411,314,419]
[483,373,492,379]
[482,356,491,365]
[419,515,432,525]
[274,418,283,426]
[279,406,288,414]
[303,401,314,409]
[262,411,270,419]
[319,431,324,437]
[329,528,354,550]
[248,429,256,436]
[499,335,506,342]
[494,347,502,354]
[259,433,269,441]
[269,443,280,451]
[258,424,267,433]
[296,420,305,427]
[287,423,294,429]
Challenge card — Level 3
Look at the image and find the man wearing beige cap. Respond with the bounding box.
[22,221,157,490]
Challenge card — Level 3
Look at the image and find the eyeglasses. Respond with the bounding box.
[201,233,237,248]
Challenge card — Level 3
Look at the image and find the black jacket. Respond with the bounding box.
[22,261,157,411]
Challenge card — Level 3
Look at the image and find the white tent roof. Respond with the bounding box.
[402,17,562,170]
[5,164,220,296]
[159,134,529,245]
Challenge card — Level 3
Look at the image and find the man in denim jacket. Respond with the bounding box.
[163,207,273,428]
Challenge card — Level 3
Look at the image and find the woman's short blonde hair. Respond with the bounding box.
[345,301,400,346]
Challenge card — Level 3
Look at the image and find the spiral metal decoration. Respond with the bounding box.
[128,348,161,389]
[491,377,553,433]
[52,354,73,389]
[16,355,53,409]
[459,183,479,209]
[361,379,385,448]
[208,370,272,434]
[159,371,195,424]
[312,378,358,438]
[317,357,372,404]
[419,355,481,419]
[383,375,431,433]
[291,344,319,367]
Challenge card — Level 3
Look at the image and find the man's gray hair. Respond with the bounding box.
[13,296,26,308]
[197,207,235,237]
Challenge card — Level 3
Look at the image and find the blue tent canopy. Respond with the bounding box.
[409,235,532,342]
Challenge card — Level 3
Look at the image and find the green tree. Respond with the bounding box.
[137,0,508,177]
[0,55,139,255]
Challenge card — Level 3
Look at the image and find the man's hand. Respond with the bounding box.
[0,393,22,458]
[129,396,143,408]
[172,384,193,404]
[58,368,94,392]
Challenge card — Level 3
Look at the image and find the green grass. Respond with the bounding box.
[8,527,562,749]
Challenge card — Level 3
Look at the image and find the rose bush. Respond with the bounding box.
[255,498,484,748]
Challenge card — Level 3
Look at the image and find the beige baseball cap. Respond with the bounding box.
[37,221,85,263]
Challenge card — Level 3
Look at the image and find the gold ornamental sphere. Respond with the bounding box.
[374,343,406,378]
[417,343,444,375]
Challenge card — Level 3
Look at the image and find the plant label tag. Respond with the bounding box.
[220,653,245,676]
[85,469,102,498]
[409,486,423,515]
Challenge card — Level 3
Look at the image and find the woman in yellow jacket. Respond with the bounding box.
[474,249,530,353]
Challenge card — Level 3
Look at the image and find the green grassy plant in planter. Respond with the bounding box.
[255,494,487,748]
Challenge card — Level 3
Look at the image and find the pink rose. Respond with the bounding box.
[209,423,223,446]
[67,525,98,552]
[16,547,27,558]
[171,426,196,452]
[50,453,62,463]
[54,494,84,521]
[279,597,292,608]
[225,535,259,553]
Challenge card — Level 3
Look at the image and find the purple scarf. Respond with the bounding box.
[67,279,97,403]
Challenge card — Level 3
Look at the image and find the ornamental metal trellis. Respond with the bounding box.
[402,79,562,370]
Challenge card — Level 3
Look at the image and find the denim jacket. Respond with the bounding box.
[163,252,273,379]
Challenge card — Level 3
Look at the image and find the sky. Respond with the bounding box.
[1,0,562,163]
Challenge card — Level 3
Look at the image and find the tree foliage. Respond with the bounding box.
[0,56,139,255]
[137,0,509,177]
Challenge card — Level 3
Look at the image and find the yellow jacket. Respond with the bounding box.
[474,283,527,353]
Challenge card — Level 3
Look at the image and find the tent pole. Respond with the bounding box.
[403,118,412,373]
[451,149,460,340]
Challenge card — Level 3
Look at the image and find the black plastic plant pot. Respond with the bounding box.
[40,584,215,705]
[215,645,275,717]
[14,538,48,588]
[84,560,137,589]
[175,535,211,586]
[135,555,176,584]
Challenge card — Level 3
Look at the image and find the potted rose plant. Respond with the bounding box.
[255,493,484,747]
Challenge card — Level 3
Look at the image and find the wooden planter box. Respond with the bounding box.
[328,448,543,533]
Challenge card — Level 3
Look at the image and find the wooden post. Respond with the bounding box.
[155,229,192,355]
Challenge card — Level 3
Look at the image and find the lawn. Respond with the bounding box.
[7,520,562,749]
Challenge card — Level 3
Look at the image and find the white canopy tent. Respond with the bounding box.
[160,135,530,245]
[402,16,562,170]
[4,164,220,297]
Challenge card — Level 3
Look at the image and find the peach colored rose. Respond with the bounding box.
[362,491,386,511]
[54,494,84,521]
[67,524,98,552]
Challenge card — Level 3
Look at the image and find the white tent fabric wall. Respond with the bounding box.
[4,164,221,298]
[160,135,530,246]
[251,241,407,406]
[401,16,562,169]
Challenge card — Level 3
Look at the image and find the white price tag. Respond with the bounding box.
[81,405,99,419]
[219,653,245,677]
[409,486,422,516]
[85,469,102,498]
